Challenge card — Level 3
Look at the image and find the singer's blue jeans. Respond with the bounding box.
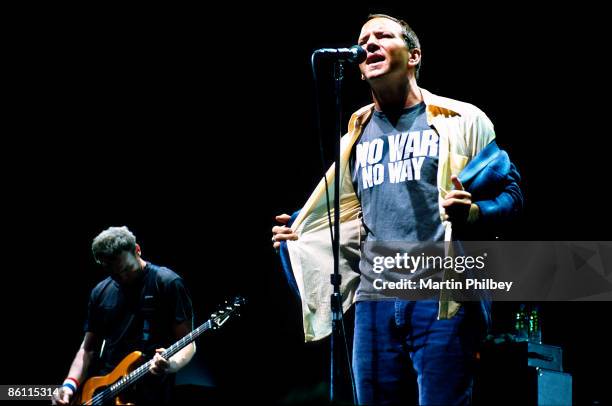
[353,300,483,405]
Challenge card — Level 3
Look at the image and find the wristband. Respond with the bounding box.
[62,377,79,392]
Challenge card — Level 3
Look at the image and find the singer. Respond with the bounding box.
[273,13,523,405]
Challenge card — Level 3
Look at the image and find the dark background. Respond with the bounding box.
[2,2,610,405]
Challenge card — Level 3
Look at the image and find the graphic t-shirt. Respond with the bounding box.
[351,102,445,300]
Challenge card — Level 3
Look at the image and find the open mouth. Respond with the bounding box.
[366,54,385,65]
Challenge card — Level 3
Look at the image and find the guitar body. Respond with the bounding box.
[76,351,144,405]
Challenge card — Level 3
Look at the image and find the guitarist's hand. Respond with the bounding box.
[150,348,177,376]
[51,386,73,405]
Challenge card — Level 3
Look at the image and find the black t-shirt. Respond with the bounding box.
[85,262,194,403]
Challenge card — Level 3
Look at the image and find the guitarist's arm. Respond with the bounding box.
[150,321,196,375]
[52,332,100,405]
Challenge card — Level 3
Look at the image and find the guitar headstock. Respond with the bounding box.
[210,296,246,329]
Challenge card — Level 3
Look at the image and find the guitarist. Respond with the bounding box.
[52,226,196,405]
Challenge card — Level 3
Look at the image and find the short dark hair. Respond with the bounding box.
[91,226,137,265]
[367,14,422,79]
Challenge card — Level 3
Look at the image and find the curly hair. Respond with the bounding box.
[91,226,137,265]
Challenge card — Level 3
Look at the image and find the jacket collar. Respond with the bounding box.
[420,88,464,126]
[349,87,464,130]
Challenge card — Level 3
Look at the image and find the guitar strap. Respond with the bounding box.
[140,268,158,351]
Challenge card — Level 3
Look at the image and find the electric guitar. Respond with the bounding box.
[76,296,245,405]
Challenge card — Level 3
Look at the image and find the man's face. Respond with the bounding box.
[102,250,142,285]
[358,18,410,82]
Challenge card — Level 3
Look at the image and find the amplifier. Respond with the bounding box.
[474,340,571,405]
[527,342,563,372]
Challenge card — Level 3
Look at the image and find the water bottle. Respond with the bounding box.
[529,305,542,344]
[514,303,528,342]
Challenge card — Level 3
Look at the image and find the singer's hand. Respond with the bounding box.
[442,175,479,226]
[272,214,298,251]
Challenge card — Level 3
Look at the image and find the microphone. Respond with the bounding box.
[313,45,366,63]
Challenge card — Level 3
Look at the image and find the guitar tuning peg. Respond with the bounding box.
[226,306,233,311]
[211,313,217,318]
[218,310,225,314]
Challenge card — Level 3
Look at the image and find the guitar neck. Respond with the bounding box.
[162,319,212,359]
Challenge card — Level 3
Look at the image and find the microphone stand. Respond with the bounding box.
[330,60,344,404]
[311,48,362,404]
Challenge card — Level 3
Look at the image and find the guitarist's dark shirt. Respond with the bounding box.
[84,262,194,403]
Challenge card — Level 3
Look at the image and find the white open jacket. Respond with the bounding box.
[286,88,495,341]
